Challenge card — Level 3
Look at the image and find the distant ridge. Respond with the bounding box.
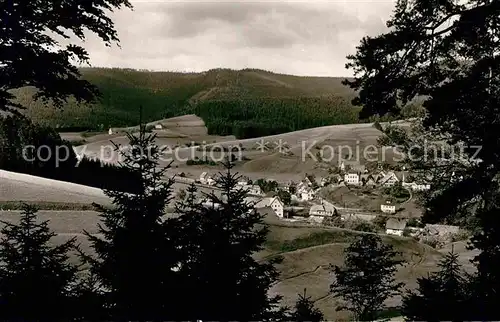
[12,67,360,137]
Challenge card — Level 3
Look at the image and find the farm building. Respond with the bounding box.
[424,224,460,236]
[386,218,408,236]
[381,201,396,214]
[253,197,272,209]
[269,197,285,218]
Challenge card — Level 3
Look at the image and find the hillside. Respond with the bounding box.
[12,68,360,138]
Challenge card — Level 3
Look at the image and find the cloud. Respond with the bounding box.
[74,0,395,76]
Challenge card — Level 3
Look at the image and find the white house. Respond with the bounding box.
[424,224,460,236]
[386,218,407,236]
[401,173,430,191]
[199,172,215,185]
[381,201,396,214]
[299,188,314,201]
[365,176,377,187]
[199,172,208,184]
[269,197,285,218]
[155,124,163,129]
[379,171,399,186]
[339,161,346,172]
[248,185,264,196]
[344,172,360,185]
[403,182,431,191]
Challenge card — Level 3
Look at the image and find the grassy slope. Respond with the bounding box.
[262,221,442,321]
[12,68,358,133]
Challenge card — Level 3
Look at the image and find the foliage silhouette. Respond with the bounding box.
[0,0,132,111]
[81,125,182,320]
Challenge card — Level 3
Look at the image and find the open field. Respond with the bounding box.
[74,114,411,184]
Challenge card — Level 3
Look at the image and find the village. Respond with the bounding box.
[175,161,461,248]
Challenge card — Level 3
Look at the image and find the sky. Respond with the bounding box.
[76,0,395,77]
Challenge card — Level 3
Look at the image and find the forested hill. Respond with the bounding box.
[13,67,362,138]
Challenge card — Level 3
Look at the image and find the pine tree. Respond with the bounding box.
[1,0,132,111]
[402,249,472,321]
[0,204,80,321]
[290,288,324,322]
[81,123,182,320]
[174,157,285,321]
[330,234,404,321]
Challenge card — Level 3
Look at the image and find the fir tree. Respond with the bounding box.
[343,1,500,318]
[81,123,182,320]
[290,288,324,322]
[0,204,80,321]
[330,234,404,321]
[174,157,285,321]
[402,249,472,321]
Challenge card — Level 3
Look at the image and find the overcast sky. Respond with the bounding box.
[78,0,395,77]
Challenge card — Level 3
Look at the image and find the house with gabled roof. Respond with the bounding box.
[248,184,264,196]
